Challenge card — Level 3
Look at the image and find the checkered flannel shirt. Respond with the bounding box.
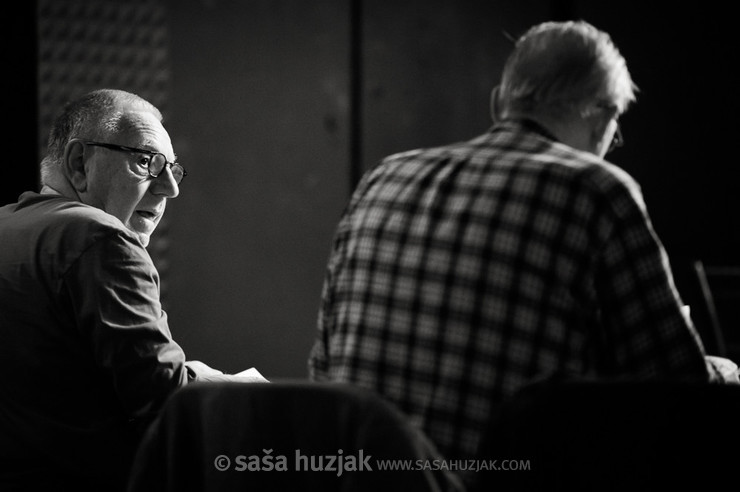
[309,119,709,464]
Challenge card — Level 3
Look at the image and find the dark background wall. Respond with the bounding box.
[4,0,738,377]
[164,0,352,377]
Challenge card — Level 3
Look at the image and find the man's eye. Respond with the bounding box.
[137,155,152,168]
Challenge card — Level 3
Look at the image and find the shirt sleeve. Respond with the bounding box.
[308,258,335,381]
[592,170,710,381]
[63,229,189,418]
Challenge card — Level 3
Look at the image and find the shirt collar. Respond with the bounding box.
[491,118,560,144]
[515,118,560,143]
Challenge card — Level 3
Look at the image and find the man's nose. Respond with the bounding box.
[151,166,180,198]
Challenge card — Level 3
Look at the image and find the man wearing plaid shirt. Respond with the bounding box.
[309,20,727,479]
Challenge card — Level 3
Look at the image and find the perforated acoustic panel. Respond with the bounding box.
[37,0,173,303]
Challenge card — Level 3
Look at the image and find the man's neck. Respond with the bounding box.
[40,176,83,202]
[509,111,596,156]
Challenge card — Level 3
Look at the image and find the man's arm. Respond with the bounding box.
[592,169,710,381]
[65,229,189,417]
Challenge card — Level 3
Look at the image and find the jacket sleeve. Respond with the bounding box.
[64,229,189,418]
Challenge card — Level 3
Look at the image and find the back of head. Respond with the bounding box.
[499,20,636,120]
[40,89,162,186]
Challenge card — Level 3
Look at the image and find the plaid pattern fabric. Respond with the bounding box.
[309,119,709,464]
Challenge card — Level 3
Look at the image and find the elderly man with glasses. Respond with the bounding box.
[0,89,263,491]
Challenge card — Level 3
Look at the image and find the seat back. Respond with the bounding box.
[475,380,740,492]
[126,381,464,492]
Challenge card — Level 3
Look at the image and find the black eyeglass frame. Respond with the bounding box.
[81,140,187,183]
[609,121,623,153]
[593,102,624,154]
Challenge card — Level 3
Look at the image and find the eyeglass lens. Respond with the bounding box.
[150,154,185,184]
[609,122,623,153]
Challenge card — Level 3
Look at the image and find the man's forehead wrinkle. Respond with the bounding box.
[116,111,159,134]
[113,111,175,160]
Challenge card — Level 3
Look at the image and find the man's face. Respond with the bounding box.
[81,111,179,246]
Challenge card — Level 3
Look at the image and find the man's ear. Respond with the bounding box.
[64,140,88,192]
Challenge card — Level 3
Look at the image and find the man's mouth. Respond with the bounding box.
[137,210,158,220]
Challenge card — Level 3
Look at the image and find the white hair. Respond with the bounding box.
[499,20,637,119]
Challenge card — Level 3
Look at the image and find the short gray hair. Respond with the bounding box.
[500,21,637,118]
[39,89,162,185]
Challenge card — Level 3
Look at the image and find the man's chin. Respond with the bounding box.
[126,222,157,247]
[128,228,152,247]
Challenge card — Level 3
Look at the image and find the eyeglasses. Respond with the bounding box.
[82,141,187,184]
[594,102,624,154]
[608,121,624,153]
